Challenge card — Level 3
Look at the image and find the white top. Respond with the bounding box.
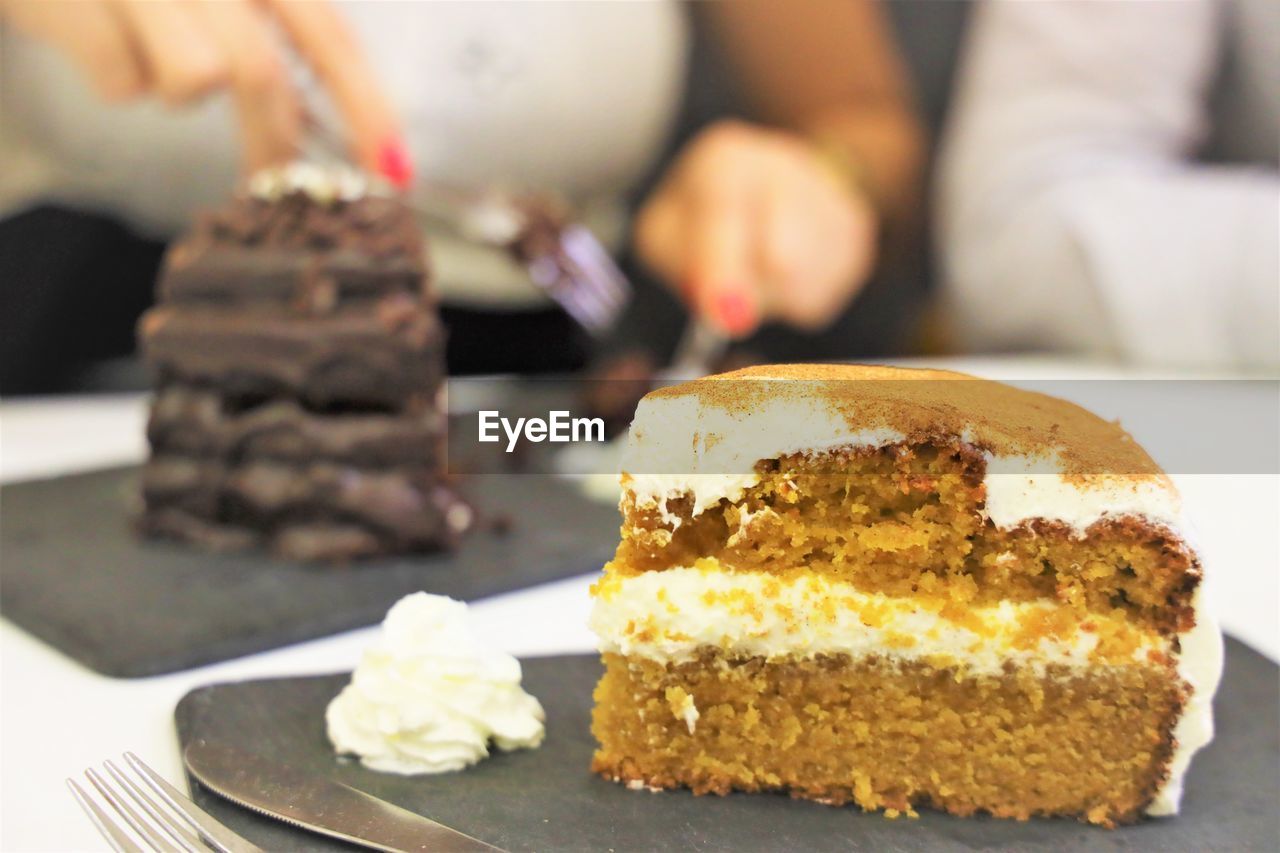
[0,2,688,305]
[938,0,1280,367]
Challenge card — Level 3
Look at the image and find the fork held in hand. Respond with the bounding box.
[68,753,262,853]
[297,107,631,336]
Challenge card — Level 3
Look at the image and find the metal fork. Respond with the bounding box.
[67,752,262,853]
[295,109,631,336]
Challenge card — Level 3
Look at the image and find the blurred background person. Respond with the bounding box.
[618,0,924,371]
[0,0,684,389]
[0,0,925,394]
[938,0,1279,368]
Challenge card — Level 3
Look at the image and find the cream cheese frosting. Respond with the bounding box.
[326,593,544,775]
[1147,584,1223,815]
[620,365,1183,535]
[981,455,1182,532]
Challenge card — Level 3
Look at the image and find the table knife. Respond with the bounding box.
[662,317,729,380]
[183,741,503,853]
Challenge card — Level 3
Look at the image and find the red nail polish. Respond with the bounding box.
[377,138,414,189]
[716,291,755,336]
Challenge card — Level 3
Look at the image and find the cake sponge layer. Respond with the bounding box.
[592,651,1184,826]
[616,444,1198,634]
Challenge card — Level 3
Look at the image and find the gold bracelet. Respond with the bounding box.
[807,132,880,214]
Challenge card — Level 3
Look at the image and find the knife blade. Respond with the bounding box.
[662,317,729,381]
[183,740,504,853]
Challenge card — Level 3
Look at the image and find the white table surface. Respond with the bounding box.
[2,356,1277,852]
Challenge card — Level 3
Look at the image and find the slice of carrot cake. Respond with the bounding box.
[589,364,1222,826]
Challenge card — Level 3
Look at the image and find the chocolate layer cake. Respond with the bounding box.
[137,165,469,561]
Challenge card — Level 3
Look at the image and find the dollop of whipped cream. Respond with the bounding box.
[326,593,545,774]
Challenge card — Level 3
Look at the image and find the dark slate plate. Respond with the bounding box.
[175,641,1279,852]
[0,467,616,678]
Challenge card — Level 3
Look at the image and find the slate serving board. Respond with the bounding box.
[175,640,1279,852]
[0,466,617,678]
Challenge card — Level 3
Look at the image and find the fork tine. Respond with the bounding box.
[563,226,630,298]
[559,264,616,324]
[558,227,629,329]
[86,767,175,853]
[553,275,602,322]
[583,277,623,325]
[124,752,262,853]
[528,259,608,332]
[516,217,629,335]
[558,285,608,334]
[67,778,145,853]
[105,760,203,852]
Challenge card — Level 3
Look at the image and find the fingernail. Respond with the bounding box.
[376,138,414,189]
[716,291,756,336]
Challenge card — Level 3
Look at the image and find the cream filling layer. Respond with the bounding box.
[590,564,1166,676]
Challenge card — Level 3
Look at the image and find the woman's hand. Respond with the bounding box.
[635,120,878,337]
[0,0,409,182]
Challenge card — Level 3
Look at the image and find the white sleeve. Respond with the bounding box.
[937,0,1280,367]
